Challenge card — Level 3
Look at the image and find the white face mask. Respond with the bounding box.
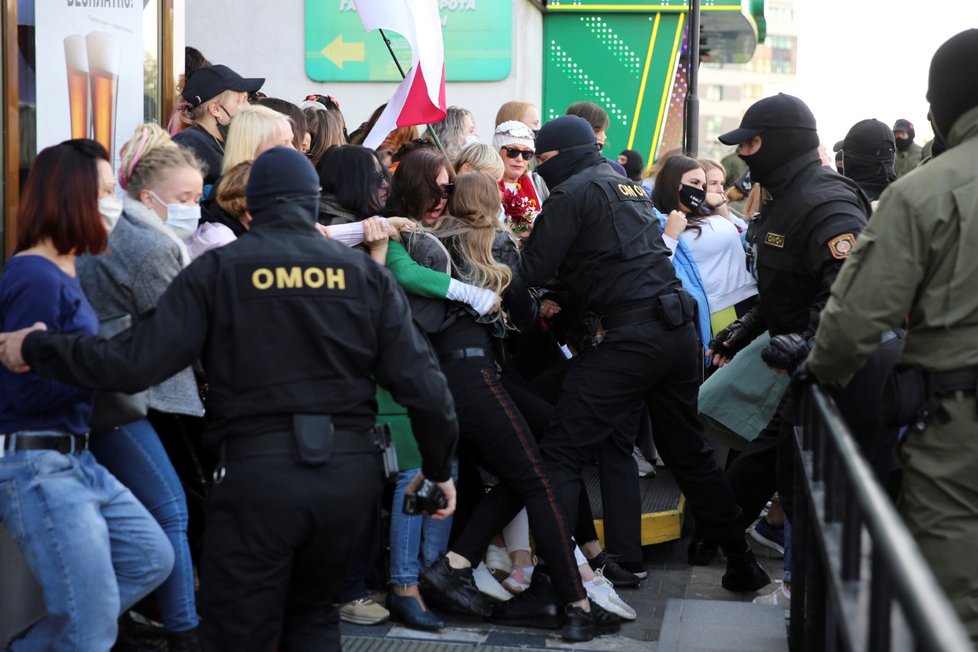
[463,134,480,147]
[98,195,123,232]
[149,191,201,239]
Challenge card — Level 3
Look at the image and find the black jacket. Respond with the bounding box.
[173,126,224,187]
[751,151,871,337]
[23,204,458,481]
[521,159,679,316]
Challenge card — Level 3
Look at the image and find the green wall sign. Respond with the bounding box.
[544,11,687,165]
[305,1,512,82]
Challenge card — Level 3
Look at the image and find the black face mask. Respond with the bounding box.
[216,105,233,142]
[535,145,599,190]
[678,184,706,213]
[894,136,912,152]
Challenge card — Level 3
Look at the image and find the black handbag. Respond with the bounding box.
[89,314,149,430]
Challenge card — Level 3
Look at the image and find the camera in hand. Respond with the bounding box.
[402,478,448,515]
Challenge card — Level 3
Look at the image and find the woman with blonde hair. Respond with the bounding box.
[454,142,505,181]
[185,160,253,259]
[418,174,629,640]
[221,104,294,174]
[77,122,206,647]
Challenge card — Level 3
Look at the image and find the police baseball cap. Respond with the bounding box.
[718,93,818,145]
[841,119,895,157]
[182,64,265,107]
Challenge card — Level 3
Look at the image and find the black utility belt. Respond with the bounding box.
[929,366,978,397]
[222,428,382,460]
[439,347,494,363]
[0,431,90,458]
[586,289,696,347]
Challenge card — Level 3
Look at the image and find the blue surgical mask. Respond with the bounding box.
[150,191,200,239]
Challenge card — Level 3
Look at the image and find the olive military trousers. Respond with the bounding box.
[897,394,978,642]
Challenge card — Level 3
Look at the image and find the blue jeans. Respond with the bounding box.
[389,466,455,586]
[0,450,174,651]
[91,418,198,632]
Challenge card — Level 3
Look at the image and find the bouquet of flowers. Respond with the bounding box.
[501,184,539,235]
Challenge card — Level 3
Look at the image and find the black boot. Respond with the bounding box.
[561,599,621,642]
[167,626,203,652]
[721,540,771,592]
[419,556,492,617]
[491,565,561,629]
[687,536,719,566]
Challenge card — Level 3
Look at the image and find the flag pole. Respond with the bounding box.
[378,28,451,162]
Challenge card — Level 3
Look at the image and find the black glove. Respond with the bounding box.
[788,360,818,400]
[761,333,812,373]
[707,308,764,362]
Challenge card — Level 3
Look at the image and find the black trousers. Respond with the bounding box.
[726,333,903,526]
[444,358,586,605]
[530,361,644,563]
[541,321,744,547]
[199,447,384,652]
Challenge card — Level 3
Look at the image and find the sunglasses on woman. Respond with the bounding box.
[440,182,455,198]
[502,146,534,161]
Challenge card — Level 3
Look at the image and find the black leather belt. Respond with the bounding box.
[0,431,90,458]
[600,305,660,332]
[222,429,380,460]
[440,347,493,362]
[930,366,978,397]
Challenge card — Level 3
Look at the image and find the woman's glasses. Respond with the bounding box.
[502,147,534,161]
[440,183,455,198]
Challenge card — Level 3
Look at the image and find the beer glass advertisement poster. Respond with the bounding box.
[36,1,143,165]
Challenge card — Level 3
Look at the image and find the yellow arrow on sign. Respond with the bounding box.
[321,34,365,69]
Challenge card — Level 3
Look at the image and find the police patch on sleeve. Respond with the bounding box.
[828,233,856,259]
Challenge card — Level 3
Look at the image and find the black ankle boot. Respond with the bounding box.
[491,566,561,629]
[687,537,719,566]
[721,541,771,592]
[167,626,203,652]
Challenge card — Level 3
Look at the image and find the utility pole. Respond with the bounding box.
[684,0,701,156]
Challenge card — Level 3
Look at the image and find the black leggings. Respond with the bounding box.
[443,357,586,604]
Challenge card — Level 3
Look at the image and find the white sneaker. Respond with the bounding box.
[486,544,512,575]
[753,581,791,615]
[586,569,636,620]
[473,562,512,602]
[632,446,656,478]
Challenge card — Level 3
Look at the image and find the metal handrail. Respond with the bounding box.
[790,384,972,652]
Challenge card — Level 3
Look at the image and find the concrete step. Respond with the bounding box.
[657,598,788,652]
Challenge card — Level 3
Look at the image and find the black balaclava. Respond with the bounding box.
[926,29,978,141]
[618,149,645,182]
[246,147,321,223]
[841,118,896,200]
[534,115,602,189]
[739,127,820,186]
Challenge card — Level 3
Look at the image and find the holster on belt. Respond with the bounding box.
[883,363,978,431]
[293,414,335,467]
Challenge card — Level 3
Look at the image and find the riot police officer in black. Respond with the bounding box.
[5,148,459,652]
[709,94,897,532]
[521,116,769,592]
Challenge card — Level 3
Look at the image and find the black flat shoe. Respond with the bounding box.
[419,556,492,618]
[587,551,641,588]
[386,591,444,631]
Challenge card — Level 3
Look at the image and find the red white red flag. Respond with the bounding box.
[355,0,447,149]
